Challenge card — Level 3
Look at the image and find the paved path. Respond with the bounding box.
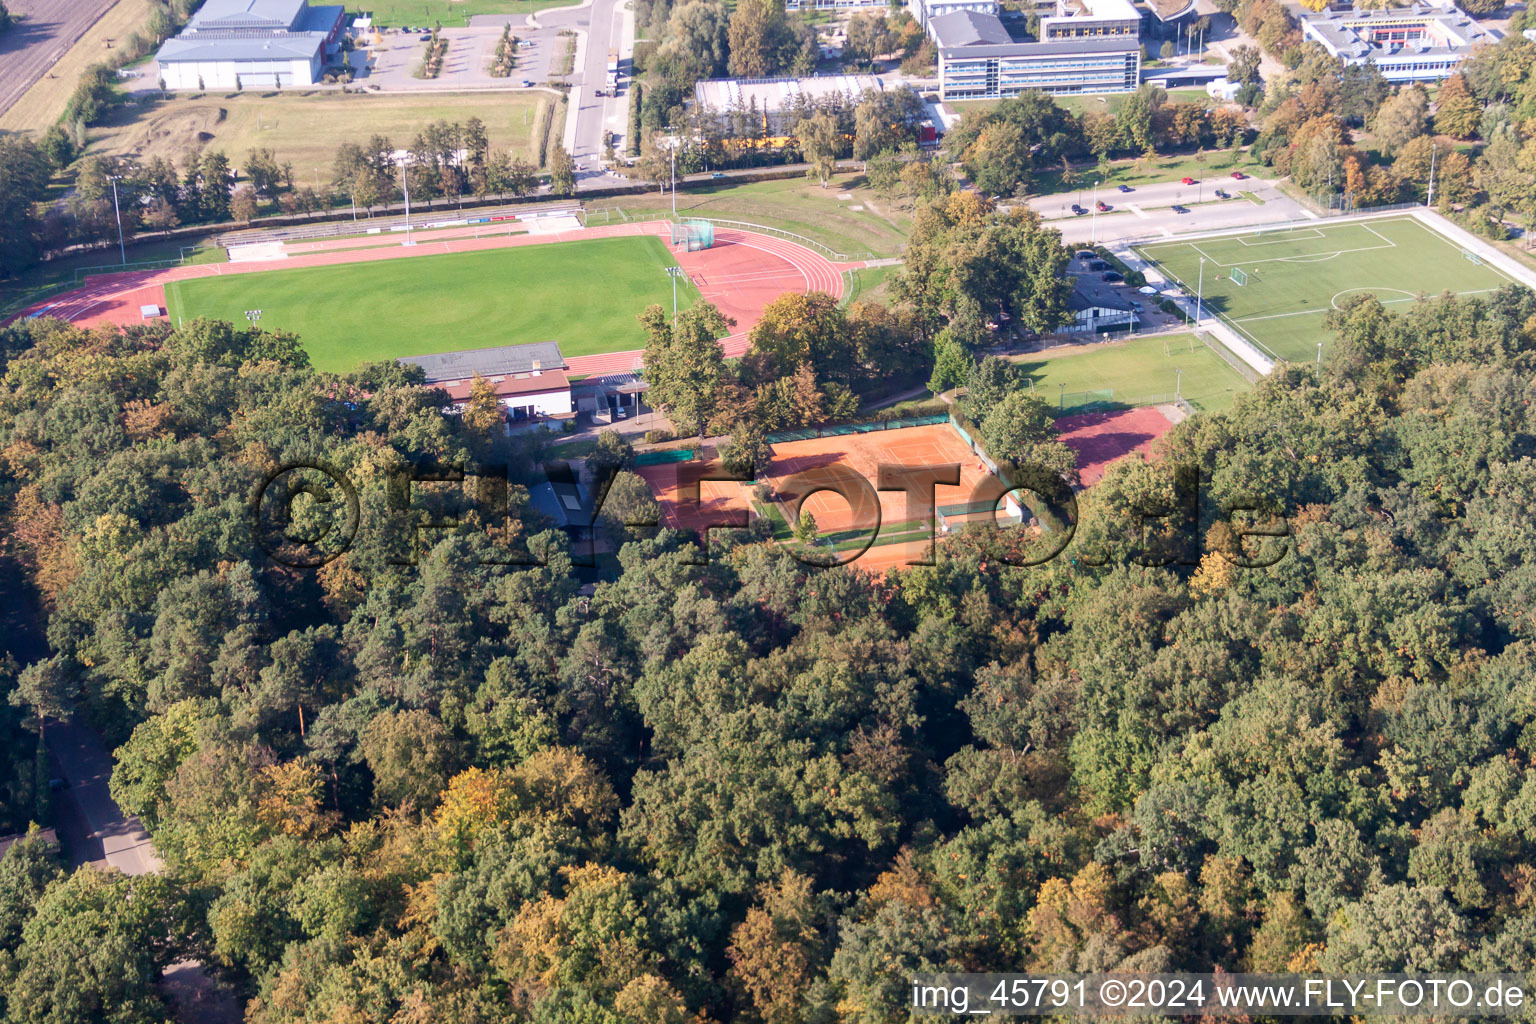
[45,720,161,875]
[0,0,119,118]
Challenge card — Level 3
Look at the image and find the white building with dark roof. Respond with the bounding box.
[154,0,345,90]
[1300,1,1497,82]
[1066,285,1139,333]
[400,341,574,422]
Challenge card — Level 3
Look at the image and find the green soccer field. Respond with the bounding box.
[1017,332,1255,415]
[1134,216,1519,364]
[165,236,701,373]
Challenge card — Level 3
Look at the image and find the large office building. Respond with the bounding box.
[932,0,1141,100]
[785,0,885,10]
[1300,1,1497,82]
[154,0,345,90]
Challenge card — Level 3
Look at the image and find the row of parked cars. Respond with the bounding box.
[1070,172,1249,216]
[1074,249,1149,313]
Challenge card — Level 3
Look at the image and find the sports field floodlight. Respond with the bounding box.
[664,265,686,323]
[108,175,126,266]
[399,157,414,246]
[1091,178,1101,246]
[1195,256,1206,325]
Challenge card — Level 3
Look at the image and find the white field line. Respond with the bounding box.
[1234,226,1325,246]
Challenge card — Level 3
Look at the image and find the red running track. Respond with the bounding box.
[10,221,863,377]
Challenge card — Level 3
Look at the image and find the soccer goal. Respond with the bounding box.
[1230,267,1249,287]
[1463,249,1483,265]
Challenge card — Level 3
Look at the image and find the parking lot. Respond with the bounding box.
[352,24,557,89]
[1066,248,1184,334]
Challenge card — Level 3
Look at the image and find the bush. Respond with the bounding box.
[643,428,674,444]
[1158,298,1181,316]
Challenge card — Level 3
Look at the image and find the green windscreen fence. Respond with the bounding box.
[634,448,696,466]
[764,413,950,446]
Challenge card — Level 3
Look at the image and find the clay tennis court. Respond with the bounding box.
[766,423,995,536]
[1056,405,1181,486]
[636,423,1016,572]
[635,412,1184,572]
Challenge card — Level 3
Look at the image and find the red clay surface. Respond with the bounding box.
[765,424,994,535]
[635,413,1181,572]
[1056,405,1179,486]
[637,423,1012,573]
[11,221,856,377]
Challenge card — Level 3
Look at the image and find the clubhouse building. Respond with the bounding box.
[154,0,346,90]
[400,341,574,423]
[1300,1,1496,82]
[932,0,1142,100]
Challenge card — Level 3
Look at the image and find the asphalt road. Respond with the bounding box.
[46,719,162,875]
[1020,175,1310,247]
[542,0,633,186]
[0,0,121,119]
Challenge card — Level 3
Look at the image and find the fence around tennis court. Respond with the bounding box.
[634,447,697,466]
[764,412,950,445]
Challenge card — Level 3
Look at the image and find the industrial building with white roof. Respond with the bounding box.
[154,0,346,90]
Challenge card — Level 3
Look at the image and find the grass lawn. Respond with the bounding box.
[588,173,913,258]
[0,0,156,134]
[1012,333,1254,415]
[164,235,700,372]
[1029,148,1266,195]
[1135,215,1520,364]
[348,0,572,26]
[849,264,897,305]
[89,90,561,172]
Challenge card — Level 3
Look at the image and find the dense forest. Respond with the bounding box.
[3,232,1536,1021]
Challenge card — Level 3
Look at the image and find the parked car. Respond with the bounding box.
[419,33,432,40]
[521,79,534,86]
[711,171,726,179]
[1230,171,1246,179]
[1095,200,1109,212]
[1130,301,1144,312]
[1071,204,1086,215]
[1117,184,1133,192]
[1088,260,1110,271]
[1101,271,1124,283]
[1075,249,1097,259]
[1215,189,1230,199]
